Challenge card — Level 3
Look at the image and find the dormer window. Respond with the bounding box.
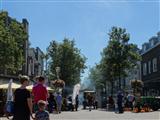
[151,40,154,47]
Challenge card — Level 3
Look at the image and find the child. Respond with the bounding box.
[35,100,50,120]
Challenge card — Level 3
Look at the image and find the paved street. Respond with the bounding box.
[52,109,160,120]
[2,109,159,120]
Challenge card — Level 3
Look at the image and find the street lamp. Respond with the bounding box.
[55,67,60,80]
[52,66,65,94]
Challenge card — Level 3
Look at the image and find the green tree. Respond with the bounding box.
[47,38,87,86]
[89,64,105,89]
[101,27,141,90]
[89,27,141,95]
[0,11,27,74]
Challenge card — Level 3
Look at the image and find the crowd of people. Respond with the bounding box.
[82,91,135,113]
[9,75,82,120]
[106,91,135,114]
[12,75,49,120]
[3,75,138,120]
[10,75,72,120]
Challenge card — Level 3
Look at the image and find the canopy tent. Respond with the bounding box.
[0,83,53,91]
[0,83,20,90]
[27,85,53,91]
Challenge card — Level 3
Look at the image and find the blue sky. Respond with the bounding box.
[1,0,160,79]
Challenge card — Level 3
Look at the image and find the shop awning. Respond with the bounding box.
[27,85,53,91]
[0,83,20,89]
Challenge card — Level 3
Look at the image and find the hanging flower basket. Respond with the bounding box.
[52,79,65,88]
[131,80,143,95]
[131,80,143,88]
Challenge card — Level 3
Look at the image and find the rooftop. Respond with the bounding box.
[141,32,160,55]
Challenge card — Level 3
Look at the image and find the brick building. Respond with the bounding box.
[141,32,160,96]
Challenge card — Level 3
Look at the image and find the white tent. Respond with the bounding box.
[27,85,53,91]
[0,82,20,90]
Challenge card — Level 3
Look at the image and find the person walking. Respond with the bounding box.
[48,93,55,113]
[117,91,124,113]
[13,75,33,120]
[108,96,115,111]
[75,95,79,111]
[35,100,50,120]
[127,93,135,110]
[56,92,62,113]
[32,76,49,112]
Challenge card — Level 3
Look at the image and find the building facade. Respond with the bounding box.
[28,47,44,79]
[125,61,142,91]
[141,32,160,96]
[0,12,29,83]
[0,12,44,84]
[22,19,30,76]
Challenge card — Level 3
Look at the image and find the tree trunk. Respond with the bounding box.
[4,64,7,75]
[118,65,121,90]
[123,78,126,89]
[118,75,121,90]
[111,81,114,96]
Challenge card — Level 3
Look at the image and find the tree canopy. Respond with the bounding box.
[0,11,27,74]
[89,27,141,94]
[47,38,87,86]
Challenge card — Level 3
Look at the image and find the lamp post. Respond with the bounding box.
[55,67,61,93]
[55,67,60,80]
[52,67,65,94]
[43,54,49,85]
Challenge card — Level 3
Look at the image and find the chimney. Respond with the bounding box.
[22,19,29,34]
[149,36,158,47]
[142,43,149,52]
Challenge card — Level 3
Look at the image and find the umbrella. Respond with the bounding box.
[26,85,53,91]
[7,79,14,101]
[0,82,20,90]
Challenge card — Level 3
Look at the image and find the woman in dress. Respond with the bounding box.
[13,75,33,120]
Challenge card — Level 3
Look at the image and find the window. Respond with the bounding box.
[143,63,147,76]
[148,61,151,74]
[150,39,154,47]
[153,58,157,72]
